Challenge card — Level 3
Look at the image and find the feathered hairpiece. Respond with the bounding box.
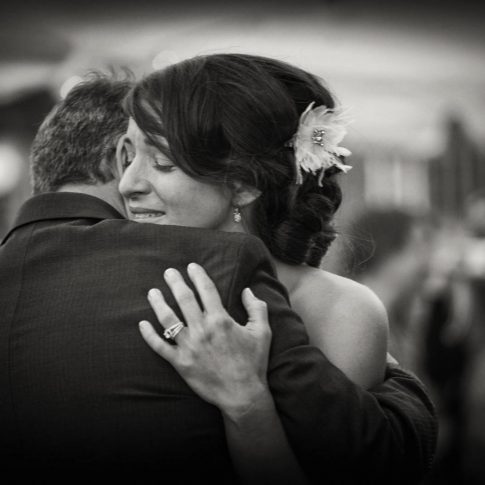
[286,102,353,186]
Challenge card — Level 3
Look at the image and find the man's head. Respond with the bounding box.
[30,73,132,198]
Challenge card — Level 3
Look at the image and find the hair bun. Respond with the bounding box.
[269,175,342,267]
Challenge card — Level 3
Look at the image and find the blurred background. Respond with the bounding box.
[1,0,484,482]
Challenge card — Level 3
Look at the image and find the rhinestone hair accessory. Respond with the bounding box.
[287,102,352,186]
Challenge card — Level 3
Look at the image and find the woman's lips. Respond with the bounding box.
[129,207,165,220]
[132,213,165,220]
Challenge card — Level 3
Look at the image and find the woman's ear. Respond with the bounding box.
[231,181,262,207]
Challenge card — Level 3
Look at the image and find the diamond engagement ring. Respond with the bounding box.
[163,322,185,341]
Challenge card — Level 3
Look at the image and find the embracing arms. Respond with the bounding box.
[140,237,437,483]
[139,264,308,485]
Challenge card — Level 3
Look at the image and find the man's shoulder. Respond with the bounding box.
[100,220,269,256]
[66,220,274,294]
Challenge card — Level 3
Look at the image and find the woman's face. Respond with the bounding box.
[118,119,237,231]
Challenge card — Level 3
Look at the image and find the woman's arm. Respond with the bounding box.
[139,263,308,485]
[291,272,389,388]
[222,387,308,485]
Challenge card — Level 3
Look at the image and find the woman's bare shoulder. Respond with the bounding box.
[294,268,385,316]
[293,268,389,382]
[275,263,388,387]
[275,261,388,335]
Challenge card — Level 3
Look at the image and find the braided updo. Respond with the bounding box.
[125,53,344,267]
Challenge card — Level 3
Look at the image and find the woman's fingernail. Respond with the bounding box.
[244,287,255,298]
[139,320,149,329]
[164,268,177,279]
[148,288,161,299]
[187,262,199,272]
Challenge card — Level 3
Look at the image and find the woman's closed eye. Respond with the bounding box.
[153,156,175,173]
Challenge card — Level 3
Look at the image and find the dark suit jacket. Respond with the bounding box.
[0,193,437,484]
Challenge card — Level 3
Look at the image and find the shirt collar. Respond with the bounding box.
[2,192,125,244]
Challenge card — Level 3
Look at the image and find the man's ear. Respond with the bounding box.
[113,135,128,179]
[98,135,126,182]
[231,181,262,207]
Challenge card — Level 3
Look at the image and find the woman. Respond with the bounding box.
[118,53,388,482]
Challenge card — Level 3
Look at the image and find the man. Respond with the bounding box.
[0,75,436,483]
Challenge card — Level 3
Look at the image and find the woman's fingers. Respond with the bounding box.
[241,288,270,333]
[139,320,177,362]
[186,263,225,315]
[147,287,188,341]
[163,268,204,329]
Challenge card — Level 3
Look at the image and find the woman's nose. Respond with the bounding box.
[119,159,151,199]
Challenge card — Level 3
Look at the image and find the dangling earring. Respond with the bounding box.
[233,207,242,223]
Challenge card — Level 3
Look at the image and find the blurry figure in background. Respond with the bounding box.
[346,208,433,369]
[421,189,485,485]
[458,189,485,484]
[345,204,484,483]
[345,207,475,482]
[421,218,471,485]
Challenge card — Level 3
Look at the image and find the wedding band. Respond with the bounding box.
[163,322,185,340]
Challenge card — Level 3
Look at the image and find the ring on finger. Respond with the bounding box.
[163,322,185,341]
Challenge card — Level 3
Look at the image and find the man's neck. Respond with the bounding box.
[57,181,127,218]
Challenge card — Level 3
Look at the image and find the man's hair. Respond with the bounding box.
[31,73,133,194]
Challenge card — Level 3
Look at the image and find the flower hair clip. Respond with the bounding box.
[286,101,353,186]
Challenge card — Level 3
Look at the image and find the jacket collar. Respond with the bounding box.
[2,192,125,244]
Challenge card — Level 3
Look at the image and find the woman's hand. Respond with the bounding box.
[139,262,272,420]
[139,263,308,484]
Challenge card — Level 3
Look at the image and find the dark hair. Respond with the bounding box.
[31,72,133,194]
[125,54,344,266]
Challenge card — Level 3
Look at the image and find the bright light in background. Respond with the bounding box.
[54,12,485,157]
[2,3,485,157]
[0,62,54,101]
[0,142,23,197]
[60,75,83,99]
